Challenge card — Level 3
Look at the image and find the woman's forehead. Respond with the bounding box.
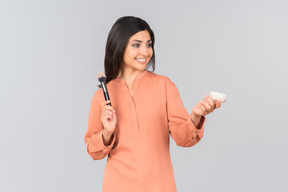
[129,30,151,42]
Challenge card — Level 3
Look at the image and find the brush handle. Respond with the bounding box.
[101,82,111,106]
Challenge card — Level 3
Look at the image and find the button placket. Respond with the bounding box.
[125,81,140,137]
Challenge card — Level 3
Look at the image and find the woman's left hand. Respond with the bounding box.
[190,95,221,127]
[194,95,221,116]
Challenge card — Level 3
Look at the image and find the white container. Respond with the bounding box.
[209,91,227,103]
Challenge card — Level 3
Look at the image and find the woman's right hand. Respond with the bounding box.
[100,100,117,137]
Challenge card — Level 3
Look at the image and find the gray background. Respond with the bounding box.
[1,0,287,191]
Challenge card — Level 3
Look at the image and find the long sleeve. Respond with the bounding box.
[165,77,205,147]
[84,91,116,160]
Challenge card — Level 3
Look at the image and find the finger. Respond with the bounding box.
[215,100,222,108]
[200,100,211,114]
[101,100,111,107]
[204,95,216,110]
[202,97,212,107]
[205,95,214,106]
[201,100,213,112]
[200,103,206,111]
[103,105,115,112]
[105,110,113,117]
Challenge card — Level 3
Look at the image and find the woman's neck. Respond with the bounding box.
[117,69,146,83]
[117,69,146,96]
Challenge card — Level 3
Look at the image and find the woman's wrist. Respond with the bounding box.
[190,112,202,129]
[102,129,114,146]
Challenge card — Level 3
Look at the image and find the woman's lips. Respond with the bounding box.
[135,58,147,64]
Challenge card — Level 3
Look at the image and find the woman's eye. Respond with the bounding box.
[146,43,152,48]
[132,44,140,48]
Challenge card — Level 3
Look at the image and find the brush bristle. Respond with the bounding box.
[97,72,106,83]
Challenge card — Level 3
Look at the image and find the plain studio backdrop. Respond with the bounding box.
[0,0,287,191]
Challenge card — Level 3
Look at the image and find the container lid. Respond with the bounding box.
[209,91,227,103]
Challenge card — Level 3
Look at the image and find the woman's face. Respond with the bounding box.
[122,30,153,73]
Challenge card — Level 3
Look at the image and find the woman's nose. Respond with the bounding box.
[140,47,149,56]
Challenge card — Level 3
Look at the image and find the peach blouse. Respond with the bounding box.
[84,70,205,192]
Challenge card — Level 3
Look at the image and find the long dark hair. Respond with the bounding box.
[104,16,155,84]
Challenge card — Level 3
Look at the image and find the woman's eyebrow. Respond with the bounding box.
[130,39,152,43]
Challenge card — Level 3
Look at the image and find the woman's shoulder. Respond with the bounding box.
[147,71,175,85]
[90,87,105,104]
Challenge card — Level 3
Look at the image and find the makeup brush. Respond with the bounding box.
[97,72,111,106]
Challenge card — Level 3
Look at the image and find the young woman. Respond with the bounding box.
[84,16,221,192]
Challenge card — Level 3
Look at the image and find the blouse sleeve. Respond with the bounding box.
[165,77,205,147]
[84,91,116,160]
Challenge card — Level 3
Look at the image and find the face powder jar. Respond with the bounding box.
[209,91,227,103]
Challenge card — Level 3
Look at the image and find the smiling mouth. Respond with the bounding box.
[135,58,148,64]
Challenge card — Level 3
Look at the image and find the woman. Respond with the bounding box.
[84,16,221,192]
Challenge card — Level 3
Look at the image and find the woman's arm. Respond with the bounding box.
[165,77,205,147]
[84,92,116,160]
